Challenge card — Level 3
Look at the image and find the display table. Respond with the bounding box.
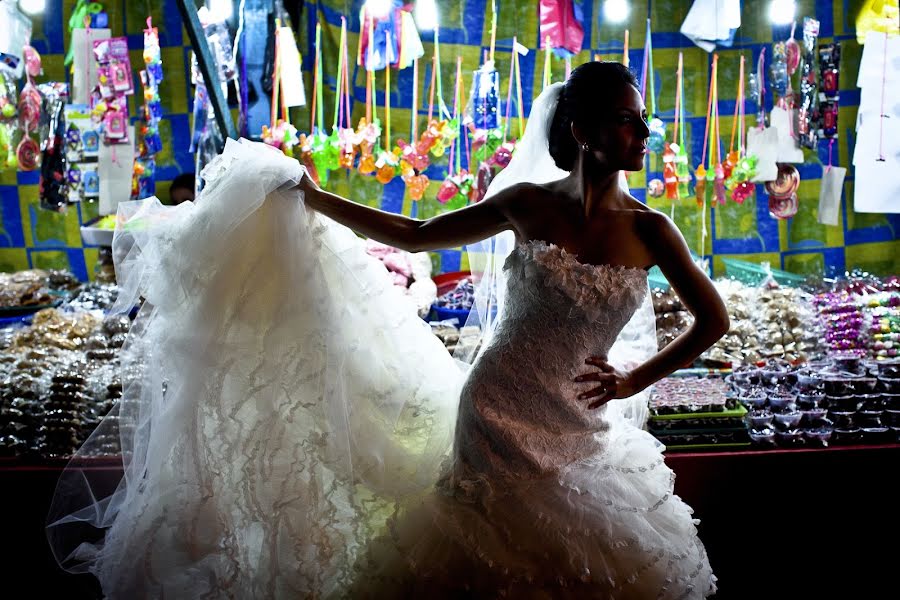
[3,445,898,599]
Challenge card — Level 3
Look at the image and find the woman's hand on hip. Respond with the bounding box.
[574,356,637,409]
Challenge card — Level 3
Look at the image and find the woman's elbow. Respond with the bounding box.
[708,310,730,341]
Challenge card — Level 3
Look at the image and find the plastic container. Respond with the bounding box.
[721,257,807,287]
[431,271,486,327]
[80,215,117,247]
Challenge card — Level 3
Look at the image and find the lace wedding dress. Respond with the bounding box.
[47,138,714,598]
[48,86,714,598]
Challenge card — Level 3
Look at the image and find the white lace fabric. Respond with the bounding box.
[47,138,714,599]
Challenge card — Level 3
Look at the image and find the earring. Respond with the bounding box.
[581,143,589,152]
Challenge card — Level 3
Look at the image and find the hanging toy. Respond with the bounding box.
[471,161,493,203]
[648,178,665,198]
[663,143,678,200]
[406,173,429,201]
[16,136,40,171]
[694,165,708,206]
[296,133,320,184]
[729,156,758,204]
[713,162,727,206]
[648,119,666,153]
[766,163,800,219]
[797,18,821,149]
[490,141,514,168]
[770,42,789,99]
[437,177,460,204]
[723,55,757,203]
[641,20,665,155]
[785,22,801,76]
[469,60,500,131]
[695,55,718,206]
[817,42,840,140]
[675,146,691,199]
[375,148,400,184]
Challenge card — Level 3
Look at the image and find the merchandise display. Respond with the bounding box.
[730,356,900,447]
[0,302,129,459]
[652,287,694,349]
[0,4,896,599]
[702,279,763,366]
[649,376,750,450]
[0,0,894,470]
[365,240,437,317]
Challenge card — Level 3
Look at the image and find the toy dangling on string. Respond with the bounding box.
[724,55,758,203]
[64,1,108,67]
[330,17,359,170]
[695,55,719,207]
[437,57,474,209]
[797,18,822,149]
[134,18,164,199]
[649,53,691,202]
[417,28,456,161]
[261,20,300,156]
[397,57,430,201]
[0,71,19,170]
[16,46,43,172]
[302,22,330,185]
[642,19,666,155]
[673,53,692,201]
[350,17,380,177]
[471,36,521,203]
[358,1,423,72]
[655,49,681,201]
[374,35,401,185]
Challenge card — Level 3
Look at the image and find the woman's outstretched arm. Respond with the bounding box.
[297,174,516,252]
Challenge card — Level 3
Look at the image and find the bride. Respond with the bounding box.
[48,61,727,598]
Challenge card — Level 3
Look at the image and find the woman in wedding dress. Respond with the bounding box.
[48,62,727,598]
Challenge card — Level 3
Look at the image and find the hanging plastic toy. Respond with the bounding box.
[766,163,800,219]
[724,55,757,203]
[797,18,821,149]
[770,42,789,99]
[817,42,840,140]
[663,144,678,200]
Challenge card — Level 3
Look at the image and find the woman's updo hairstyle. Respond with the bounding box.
[548,61,639,171]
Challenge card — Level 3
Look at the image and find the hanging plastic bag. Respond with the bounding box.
[0,1,32,77]
[396,9,424,69]
[539,0,584,57]
[770,106,804,163]
[747,126,779,182]
[818,164,846,226]
[680,0,741,53]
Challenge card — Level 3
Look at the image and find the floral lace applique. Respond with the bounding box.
[508,240,648,321]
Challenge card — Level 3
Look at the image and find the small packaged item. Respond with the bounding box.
[92,37,133,96]
[82,164,100,198]
[818,43,840,98]
[103,105,127,141]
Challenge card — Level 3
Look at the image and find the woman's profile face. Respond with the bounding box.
[582,84,650,173]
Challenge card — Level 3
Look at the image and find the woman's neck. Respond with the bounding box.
[564,156,629,217]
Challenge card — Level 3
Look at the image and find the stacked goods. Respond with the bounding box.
[0,308,135,459]
[702,279,762,366]
[651,288,693,350]
[648,376,749,450]
[752,282,820,363]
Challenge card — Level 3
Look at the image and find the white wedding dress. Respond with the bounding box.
[48,87,715,599]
